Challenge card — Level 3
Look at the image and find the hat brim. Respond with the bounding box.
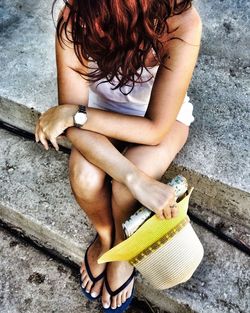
[98,187,194,263]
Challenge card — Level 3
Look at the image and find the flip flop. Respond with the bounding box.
[80,235,106,301]
[103,267,136,313]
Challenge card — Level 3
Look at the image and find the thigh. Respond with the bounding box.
[121,120,190,180]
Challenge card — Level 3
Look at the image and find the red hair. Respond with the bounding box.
[53,0,193,95]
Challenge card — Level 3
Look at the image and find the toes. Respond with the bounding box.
[90,280,102,298]
[121,291,127,304]
[81,272,87,282]
[127,286,133,298]
[80,264,85,274]
[85,280,93,293]
[102,286,111,309]
[90,290,99,299]
[117,293,122,307]
[111,296,117,309]
[81,275,89,289]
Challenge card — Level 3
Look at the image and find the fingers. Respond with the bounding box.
[35,122,39,143]
[155,203,179,220]
[35,122,60,152]
[35,112,44,143]
[50,137,59,152]
[170,204,179,218]
[39,132,49,150]
[155,208,165,220]
[35,111,61,152]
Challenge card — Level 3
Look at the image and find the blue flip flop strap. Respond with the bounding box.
[105,268,136,297]
[84,241,106,283]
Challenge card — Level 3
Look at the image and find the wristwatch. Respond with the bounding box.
[73,105,87,128]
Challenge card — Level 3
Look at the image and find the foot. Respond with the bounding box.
[80,236,110,298]
[102,260,135,309]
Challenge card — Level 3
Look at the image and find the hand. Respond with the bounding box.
[35,104,77,151]
[127,170,179,220]
[146,182,178,220]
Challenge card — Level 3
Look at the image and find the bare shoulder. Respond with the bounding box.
[164,5,202,49]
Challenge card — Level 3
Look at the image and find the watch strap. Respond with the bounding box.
[78,105,87,113]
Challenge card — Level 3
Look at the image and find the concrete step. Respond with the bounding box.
[0,0,249,231]
[195,0,250,59]
[0,227,156,313]
[0,128,249,313]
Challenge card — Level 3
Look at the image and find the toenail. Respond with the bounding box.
[103,303,110,309]
[111,306,116,310]
[91,291,98,298]
[118,304,121,307]
[85,289,90,293]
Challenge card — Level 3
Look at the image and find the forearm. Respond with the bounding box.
[82,107,158,145]
[65,126,140,189]
[64,104,160,145]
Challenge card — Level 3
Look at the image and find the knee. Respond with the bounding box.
[111,179,134,208]
[69,161,106,201]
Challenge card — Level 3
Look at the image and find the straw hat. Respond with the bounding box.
[98,187,204,290]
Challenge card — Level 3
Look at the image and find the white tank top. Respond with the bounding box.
[87,49,191,118]
[88,68,160,115]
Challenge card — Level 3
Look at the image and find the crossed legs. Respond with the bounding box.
[68,120,189,309]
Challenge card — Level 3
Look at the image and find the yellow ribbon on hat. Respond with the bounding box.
[98,187,194,264]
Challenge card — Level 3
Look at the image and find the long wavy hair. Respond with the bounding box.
[52,0,193,95]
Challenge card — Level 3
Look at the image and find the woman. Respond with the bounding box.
[35,0,202,312]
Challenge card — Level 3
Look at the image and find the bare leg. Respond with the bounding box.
[102,121,189,309]
[68,138,127,298]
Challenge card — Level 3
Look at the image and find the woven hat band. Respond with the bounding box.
[134,222,204,290]
[129,216,190,266]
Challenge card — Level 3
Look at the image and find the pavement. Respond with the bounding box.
[0,226,166,313]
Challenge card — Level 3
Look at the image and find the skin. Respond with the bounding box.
[35,2,202,310]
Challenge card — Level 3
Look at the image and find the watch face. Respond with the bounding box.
[75,112,87,125]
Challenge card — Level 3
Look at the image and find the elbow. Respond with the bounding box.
[148,124,173,145]
[147,136,161,146]
[142,118,172,145]
[147,129,167,146]
[150,136,163,146]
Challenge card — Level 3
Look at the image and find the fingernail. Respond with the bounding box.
[103,302,110,309]
[91,291,98,298]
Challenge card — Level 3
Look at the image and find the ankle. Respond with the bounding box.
[114,229,126,245]
[98,231,113,249]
